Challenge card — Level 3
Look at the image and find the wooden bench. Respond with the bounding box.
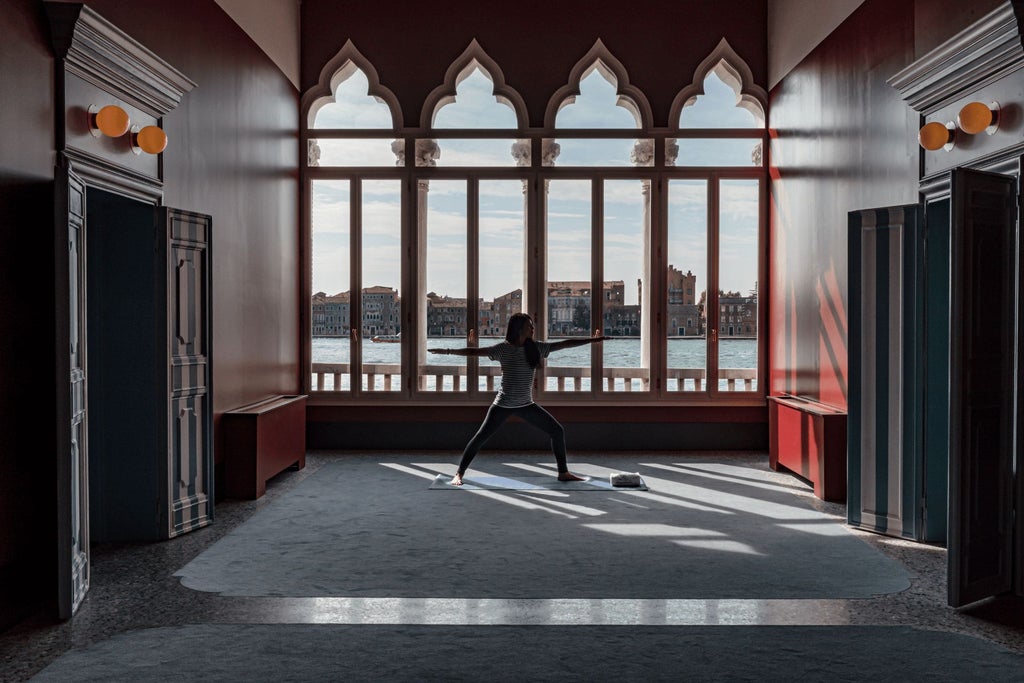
[223,394,307,499]
[768,394,847,502]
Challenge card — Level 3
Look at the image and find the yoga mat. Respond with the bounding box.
[429,473,649,490]
[30,624,1024,682]
[174,455,910,599]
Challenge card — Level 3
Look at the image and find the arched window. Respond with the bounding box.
[302,42,404,392]
[414,43,528,393]
[665,39,766,394]
[302,37,766,401]
[540,44,654,393]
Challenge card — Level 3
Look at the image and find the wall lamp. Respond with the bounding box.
[130,125,168,155]
[89,104,130,138]
[957,100,999,135]
[919,101,1002,151]
[88,104,168,155]
[918,121,955,152]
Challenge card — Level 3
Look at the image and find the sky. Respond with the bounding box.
[311,65,761,304]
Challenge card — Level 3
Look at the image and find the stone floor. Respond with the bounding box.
[1,451,1023,681]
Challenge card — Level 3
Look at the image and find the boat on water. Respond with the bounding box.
[371,334,401,343]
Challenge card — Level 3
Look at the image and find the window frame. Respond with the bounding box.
[304,127,767,406]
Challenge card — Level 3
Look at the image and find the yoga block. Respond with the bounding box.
[224,394,307,499]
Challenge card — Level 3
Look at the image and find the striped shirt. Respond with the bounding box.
[487,341,551,408]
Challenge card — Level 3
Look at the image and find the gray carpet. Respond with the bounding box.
[29,624,1024,682]
[429,473,649,490]
[174,455,910,598]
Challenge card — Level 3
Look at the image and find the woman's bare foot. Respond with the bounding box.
[451,472,464,486]
[557,471,587,482]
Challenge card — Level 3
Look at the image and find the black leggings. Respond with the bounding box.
[457,403,567,475]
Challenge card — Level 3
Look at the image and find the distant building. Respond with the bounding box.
[719,290,757,337]
[361,286,401,337]
[667,266,702,336]
[547,281,593,335]
[311,287,399,337]
[312,273,752,339]
[426,292,467,336]
[491,289,523,335]
[311,291,351,336]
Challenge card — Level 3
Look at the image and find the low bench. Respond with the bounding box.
[223,394,307,499]
[768,394,847,502]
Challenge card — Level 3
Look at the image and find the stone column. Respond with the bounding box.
[512,139,531,315]
[413,140,438,389]
[540,140,560,335]
[632,139,654,389]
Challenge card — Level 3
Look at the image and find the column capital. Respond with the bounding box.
[415,139,440,167]
[542,139,561,167]
[665,138,679,167]
[511,138,531,167]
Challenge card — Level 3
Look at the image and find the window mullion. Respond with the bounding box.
[707,175,720,398]
[592,177,604,397]
[653,175,667,397]
[402,168,414,399]
[351,178,363,397]
[467,177,480,397]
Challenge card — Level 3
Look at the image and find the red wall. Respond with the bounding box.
[766,0,1004,411]
[768,0,918,409]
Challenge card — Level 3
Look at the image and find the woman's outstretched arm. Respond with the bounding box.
[427,329,492,357]
[549,329,607,352]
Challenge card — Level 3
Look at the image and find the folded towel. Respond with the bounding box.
[609,472,643,487]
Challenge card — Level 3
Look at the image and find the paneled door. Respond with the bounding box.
[55,155,90,619]
[166,208,213,537]
[947,168,1017,608]
[847,204,924,540]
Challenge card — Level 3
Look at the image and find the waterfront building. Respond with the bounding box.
[719,290,757,338]
[311,291,351,336]
[311,287,400,337]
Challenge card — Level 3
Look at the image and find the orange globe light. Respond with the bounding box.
[92,104,130,137]
[957,101,998,135]
[918,121,954,151]
[134,125,168,154]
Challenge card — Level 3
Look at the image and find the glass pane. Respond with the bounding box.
[311,67,393,129]
[603,179,650,392]
[479,180,527,392]
[419,139,520,167]
[544,139,653,167]
[311,180,351,392]
[545,179,592,392]
[554,68,641,128]
[717,179,759,392]
[666,179,707,393]
[421,179,468,392]
[308,138,401,167]
[361,179,402,391]
[432,66,519,129]
[678,71,762,128]
[668,138,762,167]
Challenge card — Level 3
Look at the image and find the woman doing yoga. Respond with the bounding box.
[428,312,606,486]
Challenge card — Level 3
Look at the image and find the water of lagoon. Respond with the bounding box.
[312,336,757,393]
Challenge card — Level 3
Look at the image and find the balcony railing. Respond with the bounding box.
[311,363,757,393]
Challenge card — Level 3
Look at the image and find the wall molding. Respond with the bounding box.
[45,2,195,118]
[888,2,1024,114]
